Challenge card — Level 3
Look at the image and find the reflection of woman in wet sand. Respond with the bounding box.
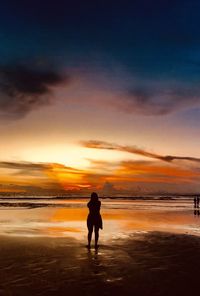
[87,192,103,249]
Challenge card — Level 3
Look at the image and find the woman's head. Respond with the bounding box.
[91,192,98,202]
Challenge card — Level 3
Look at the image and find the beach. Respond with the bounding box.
[1,232,200,295]
[0,198,200,295]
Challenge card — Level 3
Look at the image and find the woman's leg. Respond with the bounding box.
[87,225,93,248]
[94,226,99,248]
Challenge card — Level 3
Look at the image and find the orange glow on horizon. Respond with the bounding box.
[1,154,200,194]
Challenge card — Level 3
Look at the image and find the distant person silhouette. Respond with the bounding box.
[197,196,200,208]
[194,209,200,216]
[87,192,103,249]
[194,197,197,208]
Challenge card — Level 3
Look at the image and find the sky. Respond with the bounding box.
[1,0,200,195]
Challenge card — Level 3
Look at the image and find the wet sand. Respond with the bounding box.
[0,232,200,296]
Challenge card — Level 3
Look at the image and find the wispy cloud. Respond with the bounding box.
[118,82,200,116]
[118,160,200,180]
[0,161,49,171]
[0,161,80,175]
[81,140,200,163]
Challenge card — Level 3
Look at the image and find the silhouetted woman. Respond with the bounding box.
[87,192,103,249]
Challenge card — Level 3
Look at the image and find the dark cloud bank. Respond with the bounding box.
[0,64,66,119]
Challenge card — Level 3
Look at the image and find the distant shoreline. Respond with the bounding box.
[0,195,197,200]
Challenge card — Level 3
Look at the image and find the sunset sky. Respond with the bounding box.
[1,0,200,195]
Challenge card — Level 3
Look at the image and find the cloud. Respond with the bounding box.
[0,64,67,119]
[0,161,48,171]
[0,160,110,193]
[111,81,200,116]
[1,158,200,195]
[85,159,200,194]
[81,140,200,163]
[118,160,200,180]
[0,161,52,178]
[102,181,116,193]
[0,161,81,181]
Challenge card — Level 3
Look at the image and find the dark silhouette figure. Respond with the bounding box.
[197,196,200,208]
[194,197,197,208]
[87,192,103,249]
[194,209,200,216]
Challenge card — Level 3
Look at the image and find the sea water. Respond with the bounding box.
[0,197,199,239]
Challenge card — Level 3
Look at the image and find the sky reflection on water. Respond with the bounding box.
[0,199,199,239]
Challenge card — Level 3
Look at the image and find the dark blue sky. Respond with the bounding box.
[1,0,200,81]
[1,0,200,118]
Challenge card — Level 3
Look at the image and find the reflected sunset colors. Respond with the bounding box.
[0,199,200,240]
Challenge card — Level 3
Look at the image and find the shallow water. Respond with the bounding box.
[0,199,199,296]
[0,198,199,239]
